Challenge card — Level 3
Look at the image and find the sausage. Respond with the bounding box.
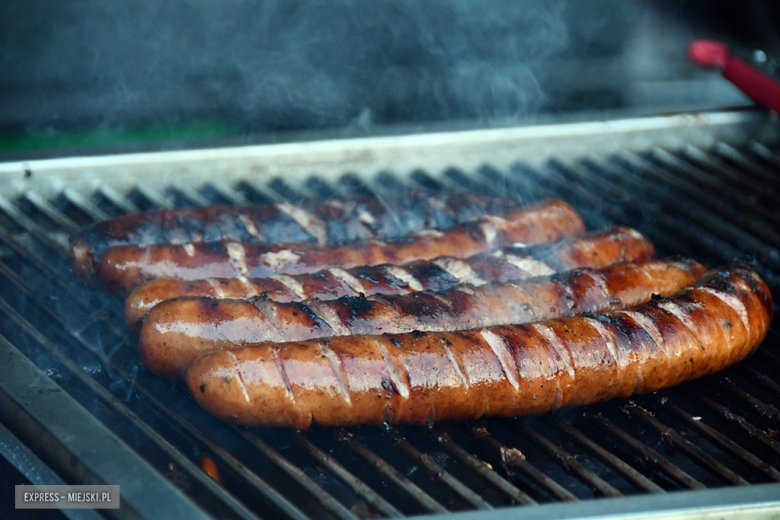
[71,192,511,280]
[91,199,585,292]
[186,263,773,428]
[142,258,704,379]
[124,226,655,332]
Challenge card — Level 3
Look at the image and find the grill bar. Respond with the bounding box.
[736,365,780,397]
[693,393,780,456]
[432,426,537,506]
[338,430,448,514]
[683,145,780,204]
[715,143,778,184]
[0,294,261,520]
[0,193,69,255]
[238,429,359,520]
[463,424,579,502]
[293,433,405,518]
[136,185,175,209]
[0,111,779,518]
[648,148,780,231]
[388,431,494,510]
[0,200,318,519]
[551,418,665,494]
[23,190,81,233]
[210,182,253,207]
[624,404,750,487]
[98,185,142,214]
[509,421,623,498]
[663,400,780,482]
[64,188,113,221]
[718,378,780,425]
[615,151,780,259]
[583,413,706,490]
[0,332,215,520]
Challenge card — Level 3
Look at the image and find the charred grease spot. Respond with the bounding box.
[406,263,459,291]
[581,312,611,323]
[200,383,206,393]
[411,330,429,340]
[394,292,448,318]
[357,272,380,284]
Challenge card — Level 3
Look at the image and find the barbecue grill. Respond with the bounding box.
[0,107,779,519]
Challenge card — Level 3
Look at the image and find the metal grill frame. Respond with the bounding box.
[0,108,779,520]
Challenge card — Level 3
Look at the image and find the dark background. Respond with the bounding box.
[0,0,777,156]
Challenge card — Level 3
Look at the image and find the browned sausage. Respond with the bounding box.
[71,191,511,279]
[142,258,704,379]
[93,199,585,292]
[186,263,773,428]
[124,226,655,332]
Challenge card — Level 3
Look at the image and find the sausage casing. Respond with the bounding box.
[92,199,584,292]
[124,226,655,332]
[142,258,703,379]
[186,264,773,428]
[71,191,511,279]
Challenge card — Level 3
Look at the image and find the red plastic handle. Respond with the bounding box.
[689,39,780,113]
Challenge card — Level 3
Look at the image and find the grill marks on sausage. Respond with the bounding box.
[226,351,252,404]
[90,199,587,291]
[141,259,705,379]
[236,275,259,297]
[382,266,424,292]
[225,242,249,275]
[238,215,263,241]
[500,254,556,277]
[375,341,411,399]
[432,258,487,286]
[270,275,308,299]
[271,347,296,403]
[276,203,329,245]
[80,192,510,249]
[327,267,367,295]
[186,264,772,428]
[125,226,657,332]
[72,192,513,280]
[319,343,351,404]
[699,286,751,331]
[480,329,521,390]
[206,278,228,298]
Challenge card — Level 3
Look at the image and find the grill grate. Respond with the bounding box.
[1,118,780,518]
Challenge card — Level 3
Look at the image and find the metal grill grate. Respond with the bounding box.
[1,112,780,519]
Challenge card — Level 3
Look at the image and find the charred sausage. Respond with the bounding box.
[71,192,511,279]
[92,199,585,292]
[142,258,704,379]
[186,264,772,428]
[124,226,655,332]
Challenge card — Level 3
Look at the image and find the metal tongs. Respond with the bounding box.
[689,39,780,113]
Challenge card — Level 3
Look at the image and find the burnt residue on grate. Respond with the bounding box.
[0,140,780,518]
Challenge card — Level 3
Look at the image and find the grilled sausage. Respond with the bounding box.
[142,258,704,379]
[91,199,585,292]
[71,192,511,280]
[124,226,655,332]
[186,264,773,428]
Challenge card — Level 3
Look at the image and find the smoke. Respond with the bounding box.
[0,0,580,133]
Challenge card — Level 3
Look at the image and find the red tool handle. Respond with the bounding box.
[689,39,780,113]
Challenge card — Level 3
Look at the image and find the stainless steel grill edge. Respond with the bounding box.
[1,108,779,520]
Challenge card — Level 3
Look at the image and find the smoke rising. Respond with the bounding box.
[0,0,581,133]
